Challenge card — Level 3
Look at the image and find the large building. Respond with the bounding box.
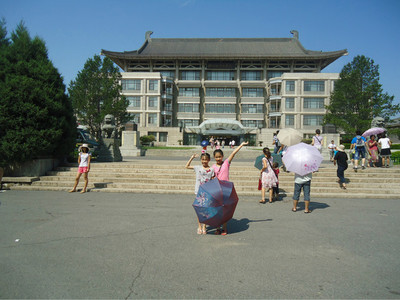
[101,30,347,146]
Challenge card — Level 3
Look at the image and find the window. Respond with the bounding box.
[161,71,175,78]
[242,88,263,97]
[285,115,294,126]
[205,88,236,97]
[304,81,325,92]
[148,80,158,91]
[148,113,157,125]
[180,71,200,80]
[159,132,168,142]
[270,101,280,112]
[286,81,295,92]
[129,113,140,124]
[205,104,235,113]
[267,71,283,79]
[178,103,199,113]
[303,115,323,126]
[285,98,295,109]
[179,88,200,97]
[241,71,262,81]
[206,71,235,80]
[122,79,141,91]
[242,104,263,114]
[126,96,141,108]
[303,98,324,109]
[148,97,158,108]
[241,120,263,128]
[181,119,199,127]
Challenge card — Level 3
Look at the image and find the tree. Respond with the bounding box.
[68,55,129,140]
[324,55,399,133]
[0,21,76,167]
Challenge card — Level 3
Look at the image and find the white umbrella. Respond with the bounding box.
[282,143,323,176]
[277,128,303,146]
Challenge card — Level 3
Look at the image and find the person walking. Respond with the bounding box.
[368,135,379,167]
[260,147,278,204]
[272,131,281,154]
[292,172,312,213]
[185,153,215,235]
[378,133,392,168]
[334,145,348,189]
[211,141,249,235]
[312,129,323,153]
[69,144,91,193]
[350,130,369,171]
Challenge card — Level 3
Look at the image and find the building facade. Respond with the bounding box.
[102,31,347,146]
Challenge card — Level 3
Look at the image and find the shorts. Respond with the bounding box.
[380,148,391,157]
[354,147,366,160]
[78,167,89,173]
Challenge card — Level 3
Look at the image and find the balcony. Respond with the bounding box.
[161,93,173,100]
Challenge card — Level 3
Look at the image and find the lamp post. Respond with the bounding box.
[258,123,263,133]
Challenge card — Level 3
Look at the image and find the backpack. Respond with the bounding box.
[356,136,364,147]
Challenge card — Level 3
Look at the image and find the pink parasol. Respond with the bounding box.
[362,127,386,138]
[282,143,323,176]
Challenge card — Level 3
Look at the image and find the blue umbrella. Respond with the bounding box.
[201,140,209,147]
[254,154,282,170]
[193,178,239,227]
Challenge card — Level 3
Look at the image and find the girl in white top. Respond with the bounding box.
[378,133,392,168]
[312,129,323,153]
[69,144,91,193]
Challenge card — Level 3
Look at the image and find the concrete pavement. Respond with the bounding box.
[1,190,400,299]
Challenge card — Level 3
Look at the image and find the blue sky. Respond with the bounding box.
[2,0,400,111]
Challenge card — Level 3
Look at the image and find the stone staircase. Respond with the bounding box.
[9,156,400,199]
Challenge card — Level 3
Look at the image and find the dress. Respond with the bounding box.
[212,159,230,181]
[261,157,278,189]
[193,166,215,194]
[368,140,378,163]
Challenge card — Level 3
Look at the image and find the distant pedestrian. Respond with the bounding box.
[231,139,236,148]
[221,140,225,148]
[185,153,215,235]
[328,140,336,162]
[378,133,392,168]
[367,135,379,167]
[272,131,281,154]
[292,172,312,213]
[350,130,369,171]
[260,147,278,204]
[312,129,323,153]
[69,144,91,193]
[334,145,348,189]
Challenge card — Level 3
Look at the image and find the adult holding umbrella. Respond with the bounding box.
[282,143,324,213]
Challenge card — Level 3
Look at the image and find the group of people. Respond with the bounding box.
[208,137,237,150]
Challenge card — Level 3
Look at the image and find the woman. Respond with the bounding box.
[312,129,323,153]
[368,135,379,167]
[334,145,348,189]
[378,133,392,168]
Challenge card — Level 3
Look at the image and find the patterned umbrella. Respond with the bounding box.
[282,143,323,176]
[362,127,386,138]
[193,178,239,227]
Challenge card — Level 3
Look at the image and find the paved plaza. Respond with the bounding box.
[1,190,400,299]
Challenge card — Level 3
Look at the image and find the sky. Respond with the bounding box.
[2,0,400,111]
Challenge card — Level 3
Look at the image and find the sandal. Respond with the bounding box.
[215,228,221,235]
[197,228,202,235]
[292,208,297,212]
[221,230,227,236]
[259,200,266,203]
[304,210,312,214]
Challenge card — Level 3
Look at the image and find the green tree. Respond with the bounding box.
[324,55,399,133]
[68,55,129,140]
[0,21,76,167]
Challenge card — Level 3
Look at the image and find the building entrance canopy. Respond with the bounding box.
[186,119,255,136]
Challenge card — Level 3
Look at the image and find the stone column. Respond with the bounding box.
[119,131,142,157]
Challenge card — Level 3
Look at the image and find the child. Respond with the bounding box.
[212,141,249,235]
[185,153,215,235]
[260,147,278,204]
[272,162,280,201]
[69,144,91,193]
[292,172,312,213]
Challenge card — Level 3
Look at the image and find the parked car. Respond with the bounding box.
[76,128,99,151]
